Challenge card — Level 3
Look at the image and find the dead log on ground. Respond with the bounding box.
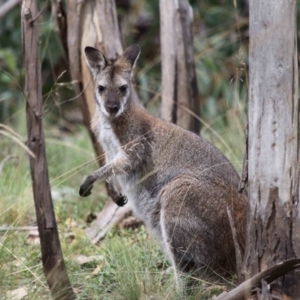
[215,259,300,300]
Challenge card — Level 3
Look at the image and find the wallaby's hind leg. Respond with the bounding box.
[158,176,241,281]
[160,208,181,288]
[160,208,197,289]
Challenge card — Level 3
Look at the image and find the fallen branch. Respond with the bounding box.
[215,258,300,300]
[85,198,132,243]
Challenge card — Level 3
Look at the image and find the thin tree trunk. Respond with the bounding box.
[80,0,123,141]
[51,0,68,60]
[159,0,200,133]
[64,0,105,165]
[244,0,299,298]
[22,1,76,299]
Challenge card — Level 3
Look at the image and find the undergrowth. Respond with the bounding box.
[0,108,244,299]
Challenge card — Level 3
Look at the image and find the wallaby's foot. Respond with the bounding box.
[115,194,128,206]
[79,175,94,197]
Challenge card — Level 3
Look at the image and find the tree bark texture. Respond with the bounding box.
[51,0,68,60]
[22,1,76,299]
[62,0,124,166]
[159,0,200,133]
[57,0,137,243]
[85,200,132,243]
[245,0,299,297]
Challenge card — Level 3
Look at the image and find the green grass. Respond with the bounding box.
[0,97,245,299]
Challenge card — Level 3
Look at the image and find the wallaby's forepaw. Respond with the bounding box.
[79,176,94,197]
[115,195,128,207]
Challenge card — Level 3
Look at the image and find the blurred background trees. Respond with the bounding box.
[0,0,252,162]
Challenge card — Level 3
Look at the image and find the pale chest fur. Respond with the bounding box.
[98,118,124,163]
[100,128,120,162]
[94,112,160,229]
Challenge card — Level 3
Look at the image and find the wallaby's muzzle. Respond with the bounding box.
[104,90,123,117]
[105,101,120,116]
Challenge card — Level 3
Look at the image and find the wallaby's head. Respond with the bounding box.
[84,45,140,118]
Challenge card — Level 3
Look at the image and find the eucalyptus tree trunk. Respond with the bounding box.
[68,0,123,165]
[159,0,200,133]
[245,0,300,297]
[52,0,139,243]
[52,0,123,165]
[22,1,76,298]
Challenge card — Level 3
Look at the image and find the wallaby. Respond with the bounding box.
[80,44,248,281]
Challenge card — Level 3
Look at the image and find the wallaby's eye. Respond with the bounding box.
[119,85,127,92]
[98,85,105,93]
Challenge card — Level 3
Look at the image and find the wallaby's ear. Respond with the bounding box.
[84,46,108,77]
[116,44,140,72]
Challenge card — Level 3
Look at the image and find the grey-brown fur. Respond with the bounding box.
[80,45,248,280]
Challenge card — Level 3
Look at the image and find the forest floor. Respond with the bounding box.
[0,112,244,299]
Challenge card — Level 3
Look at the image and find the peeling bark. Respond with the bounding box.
[244,0,300,298]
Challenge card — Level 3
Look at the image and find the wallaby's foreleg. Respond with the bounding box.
[79,157,131,197]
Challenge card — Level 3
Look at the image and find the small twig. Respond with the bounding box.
[51,0,68,60]
[226,207,243,283]
[30,0,48,23]
[238,122,248,193]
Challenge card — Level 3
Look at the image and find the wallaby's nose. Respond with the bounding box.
[106,103,120,115]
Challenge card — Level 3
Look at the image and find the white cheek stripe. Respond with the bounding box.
[96,93,111,117]
[115,96,127,117]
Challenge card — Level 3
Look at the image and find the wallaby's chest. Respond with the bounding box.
[99,123,124,163]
